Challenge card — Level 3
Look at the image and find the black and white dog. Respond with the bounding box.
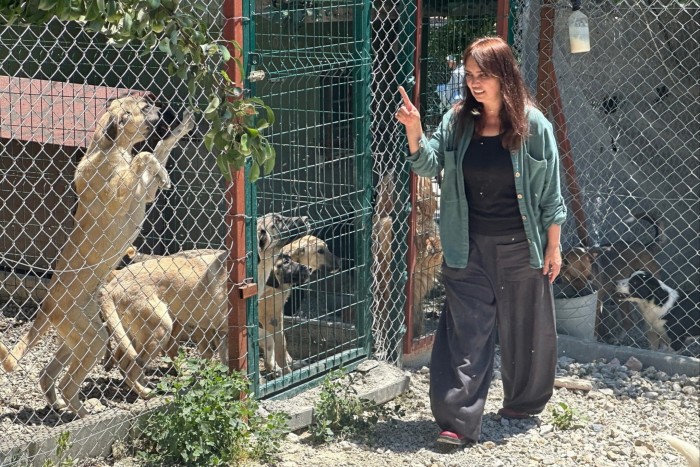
[616,270,700,352]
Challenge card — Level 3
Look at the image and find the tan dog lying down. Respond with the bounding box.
[100,234,338,397]
[0,96,193,417]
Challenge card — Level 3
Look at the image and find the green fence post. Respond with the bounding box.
[354,0,374,358]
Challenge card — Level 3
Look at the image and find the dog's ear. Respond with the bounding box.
[258,228,271,255]
[93,111,119,150]
[266,271,280,289]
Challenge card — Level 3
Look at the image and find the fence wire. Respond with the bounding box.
[514,0,699,352]
[0,7,233,462]
[0,0,698,463]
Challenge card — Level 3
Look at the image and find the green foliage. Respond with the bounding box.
[41,431,76,467]
[138,356,288,466]
[550,401,586,431]
[310,369,404,444]
[0,0,275,181]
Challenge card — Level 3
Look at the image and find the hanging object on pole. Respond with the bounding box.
[568,0,591,53]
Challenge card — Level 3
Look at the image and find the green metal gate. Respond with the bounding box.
[245,0,374,398]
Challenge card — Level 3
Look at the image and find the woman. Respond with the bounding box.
[395,36,567,446]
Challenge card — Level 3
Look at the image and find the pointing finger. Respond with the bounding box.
[398,86,413,109]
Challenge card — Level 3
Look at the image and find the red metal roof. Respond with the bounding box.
[0,76,148,148]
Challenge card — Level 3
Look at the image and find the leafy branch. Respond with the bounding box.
[0,0,275,181]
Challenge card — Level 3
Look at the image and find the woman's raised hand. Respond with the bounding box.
[395,86,422,129]
[395,86,423,152]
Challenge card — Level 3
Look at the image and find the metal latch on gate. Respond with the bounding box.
[248,53,265,82]
[248,70,266,82]
[238,281,258,299]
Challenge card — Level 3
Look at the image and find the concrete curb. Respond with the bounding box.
[283,372,411,432]
[0,366,411,465]
[556,335,700,376]
[403,335,700,377]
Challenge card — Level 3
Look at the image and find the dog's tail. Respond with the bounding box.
[98,288,139,372]
[661,434,700,467]
[0,307,53,373]
[626,210,668,253]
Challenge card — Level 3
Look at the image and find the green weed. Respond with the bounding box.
[550,401,586,430]
[310,369,404,444]
[138,356,288,466]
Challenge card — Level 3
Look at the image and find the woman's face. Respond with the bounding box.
[465,57,502,108]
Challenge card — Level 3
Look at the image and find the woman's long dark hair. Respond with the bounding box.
[455,36,534,151]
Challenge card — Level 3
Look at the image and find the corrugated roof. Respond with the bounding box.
[0,76,148,148]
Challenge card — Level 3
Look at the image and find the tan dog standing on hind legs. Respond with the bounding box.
[0,96,194,417]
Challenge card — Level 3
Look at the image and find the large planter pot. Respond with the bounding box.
[554,292,598,341]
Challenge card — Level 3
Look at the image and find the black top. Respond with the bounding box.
[462,134,524,235]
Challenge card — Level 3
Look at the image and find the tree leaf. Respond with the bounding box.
[204,131,216,152]
[37,0,57,12]
[256,118,269,130]
[216,154,232,182]
[265,106,275,127]
[239,133,249,154]
[204,95,221,116]
[263,155,275,175]
[158,38,171,55]
[248,161,260,182]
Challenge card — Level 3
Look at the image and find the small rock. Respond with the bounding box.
[634,445,653,458]
[419,366,430,375]
[558,356,576,367]
[624,356,643,372]
[590,424,604,432]
[540,424,554,435]
[84,398,105,412]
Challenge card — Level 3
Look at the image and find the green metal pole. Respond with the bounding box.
[354,0,373,358]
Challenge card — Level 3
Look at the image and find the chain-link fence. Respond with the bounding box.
[0,0,378,460]
[513,0,699,353]
[0,5,229,460]
[401,1,501,358]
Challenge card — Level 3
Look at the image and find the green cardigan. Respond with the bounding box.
[406,107,568,269]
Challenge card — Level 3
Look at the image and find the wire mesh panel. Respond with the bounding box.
[514,0,699,355]
[248,0,374,397]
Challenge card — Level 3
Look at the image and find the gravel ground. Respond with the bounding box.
[3,300,699,467]
[245,355,699,467]
[68,354,700,466]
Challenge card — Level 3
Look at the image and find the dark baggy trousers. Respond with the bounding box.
[429,231,557,442]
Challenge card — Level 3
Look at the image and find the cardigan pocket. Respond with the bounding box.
[524,153,547,198]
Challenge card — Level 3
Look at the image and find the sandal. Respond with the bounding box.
[436,430,470,446]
